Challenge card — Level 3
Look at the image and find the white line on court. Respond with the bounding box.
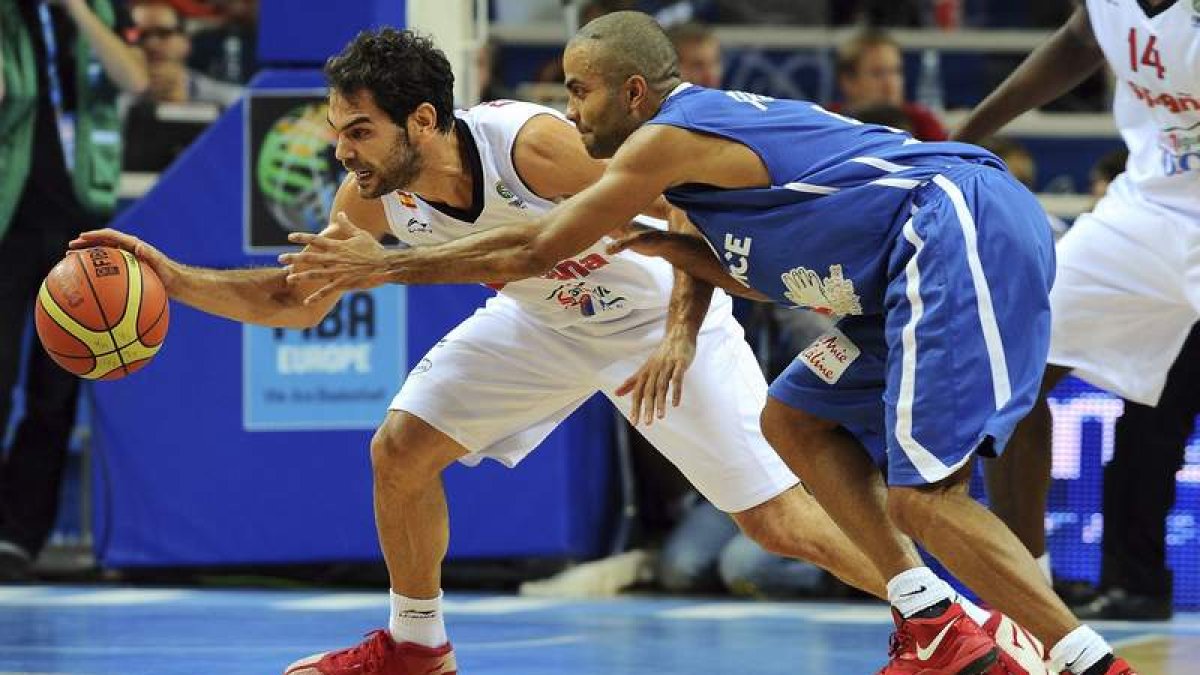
[273,594,568,614]
[658,602,890,623]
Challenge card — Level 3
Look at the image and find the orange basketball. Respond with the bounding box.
[34,246,170,380]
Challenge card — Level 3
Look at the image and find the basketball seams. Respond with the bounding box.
[36,283,113,354]
[109,250,144,346]
[73,250,130,378]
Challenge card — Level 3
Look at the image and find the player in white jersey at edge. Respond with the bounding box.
[955,0,1200,598]
[70,29,907,675]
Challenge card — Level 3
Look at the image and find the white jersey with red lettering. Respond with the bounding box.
[381,100,796,513]
[1049,1,1200,404]
[1087,0,1199,219]
[381,100,678,331]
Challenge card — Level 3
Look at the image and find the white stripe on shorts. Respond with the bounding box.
[932,174,1012,409]
[897,218,973,482]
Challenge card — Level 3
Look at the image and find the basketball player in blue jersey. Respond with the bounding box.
[283,12,1136,675]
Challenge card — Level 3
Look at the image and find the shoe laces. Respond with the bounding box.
[330,630,392,672]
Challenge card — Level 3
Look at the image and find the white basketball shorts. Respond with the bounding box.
[391,292,798,513]
[1048,177,1200,405]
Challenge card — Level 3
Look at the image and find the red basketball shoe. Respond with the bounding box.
[284,630,457,675]
[981,610,1053,674]
[876,603,998,674]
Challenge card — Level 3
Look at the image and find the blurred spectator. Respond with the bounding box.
[830,28,948,141]
[666,22,722,88]
[978,136,1068,239]
[0,0,146,581]
[475,40,513,103]
[659,498,826,598]
[128,1,241,108]
[1074,323,1200,621]
[187,0,256,84]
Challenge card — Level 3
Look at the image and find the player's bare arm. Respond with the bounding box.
[281,123,769,304]
[281,123,701,303]
[70,175,390,328]
[953,5,1105,142]
[513,114,672,220]
[610,209,720,425]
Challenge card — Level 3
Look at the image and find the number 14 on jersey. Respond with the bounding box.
[1128,28,1166,79]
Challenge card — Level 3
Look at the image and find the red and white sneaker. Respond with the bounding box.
[981,611,1053,674]
[284,630,457,675]
[876,603,999,674]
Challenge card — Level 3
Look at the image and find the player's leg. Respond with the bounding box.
[286,300,597,675]
[0,212,83,577]
[983,362,1068,576]
[370,411,467,627]
[598,310,890,598]
[757,400,911,595]
[762,381,1002,674]
[987,195,1193,577]
[884,168,1126,675]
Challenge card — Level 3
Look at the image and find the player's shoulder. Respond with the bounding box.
[461,100,567,144]
[331,175,390,238]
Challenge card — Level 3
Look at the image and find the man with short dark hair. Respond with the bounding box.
[666,21,722,89]
[832,28,947,141]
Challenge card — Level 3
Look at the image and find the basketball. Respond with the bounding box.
[34,246,170,381]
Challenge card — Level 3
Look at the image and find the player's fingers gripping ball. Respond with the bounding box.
[35,246,170,380]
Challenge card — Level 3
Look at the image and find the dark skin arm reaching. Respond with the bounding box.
[953,5,1106,142]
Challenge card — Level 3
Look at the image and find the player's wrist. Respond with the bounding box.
[383,249,413,284]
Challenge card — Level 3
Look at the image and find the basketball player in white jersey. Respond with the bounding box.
[955,0,1200,626]
[71,29,908,675]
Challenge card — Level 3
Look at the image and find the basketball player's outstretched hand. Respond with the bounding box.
[68,228,178,292]
[616,334,696,427]
[279,212,390,304]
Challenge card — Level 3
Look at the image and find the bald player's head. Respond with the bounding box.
[563,11,681,158]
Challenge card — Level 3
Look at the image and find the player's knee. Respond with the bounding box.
[759,401,837,450]
[735,492,828,563]
[369,413,452,489]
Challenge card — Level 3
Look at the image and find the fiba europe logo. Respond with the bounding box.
[256,102,340,233]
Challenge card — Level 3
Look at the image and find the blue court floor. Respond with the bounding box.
[0,585,1197,674]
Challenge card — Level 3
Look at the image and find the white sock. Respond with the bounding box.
[887,567,955,618]
[1049,625,1112,674]
[1037,553,1053,584]
[389,590,448,648]
[956,594,992,627]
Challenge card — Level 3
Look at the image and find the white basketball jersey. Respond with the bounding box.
[1087,0,1200,219]
[381,101,678,329]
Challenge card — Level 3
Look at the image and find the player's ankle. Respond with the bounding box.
[389,590,448,648]
[886,567,956,619]
[1049,625,1113,674]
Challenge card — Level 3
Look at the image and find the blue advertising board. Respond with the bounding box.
[243,288,407,431]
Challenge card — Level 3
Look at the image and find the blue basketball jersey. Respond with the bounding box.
[648,84,1057,486]
[649,84,1004,315]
